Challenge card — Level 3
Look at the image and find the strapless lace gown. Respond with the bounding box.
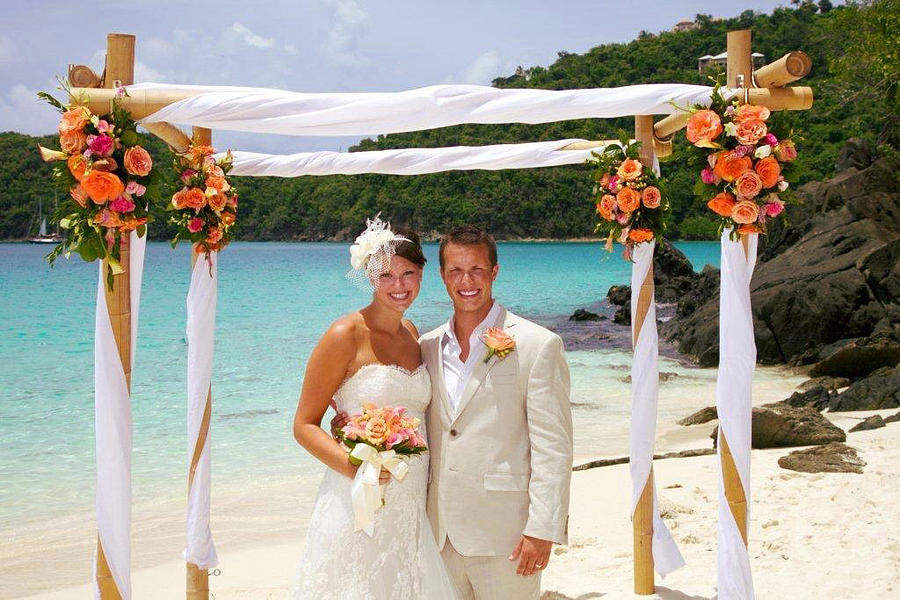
[290,364,458,599]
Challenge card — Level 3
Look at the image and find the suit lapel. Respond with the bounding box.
[451,307,508,424]
[430,326,453,424]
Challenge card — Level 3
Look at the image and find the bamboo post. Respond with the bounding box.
[754,51,812,88]
[95,32,135,600]
[632,114,656,595]
[185,126,213,600]
[720,29,752,548]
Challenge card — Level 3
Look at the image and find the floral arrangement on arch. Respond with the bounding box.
[169,144,237,256]
[38,87,158,282]
[588,131,670,258]
[685,80,799,238]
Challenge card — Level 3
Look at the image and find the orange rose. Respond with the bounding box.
[755,156,781,188]
[707,192,736,217]
[208,192,227,212]
[641,186,661,209]
[220,211,236,226]
[731,200,760,224]
[82,170,125,204]
[735,119,767,146]
[206,227,223,244]
[58,107,90,134]
[118,216,148,233]
[628,228,654,243]
[616,187,641,213]
[123,145,153,177]
[59,129,87,154]
[713,152,752,183]
[734,104,771,123]
[70,184,88,208]
[91,157,118,172]
[184,188,207,211]
[205,175,229,192]
[67,154,88,181]
[775,139,798,162]
[172,188,189,209]
[686,109,723,145]
[93,208,122,229]
[738,223,761,235]
[616,158,643,182]
[207,165,225,178]
[597,194,617,220]
[189,145,215,161]
[735,169,763,198]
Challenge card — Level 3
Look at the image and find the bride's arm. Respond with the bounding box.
[293,319,359,480]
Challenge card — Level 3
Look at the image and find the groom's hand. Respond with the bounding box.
[329,406,349,439]
[509,535,552,576]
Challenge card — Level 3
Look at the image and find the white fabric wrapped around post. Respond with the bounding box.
[629,241,685,578]
[135,83,722,136]
[184,252,219,569]
[715,229,758,599]
[93,231,145,600]
[222,139,611,177]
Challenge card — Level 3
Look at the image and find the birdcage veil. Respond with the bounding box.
[346,214,411,291]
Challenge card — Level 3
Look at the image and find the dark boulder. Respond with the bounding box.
[809,331,900,378]
[677,406,718,426]
[569,308,602,321]
[848,415,886,433]
[828,366,900,411]
[606,284,630,307]
[778,442,866,474]
[796,376,850,392]
[712,404,846,449]
[884,411,900,424]
[781,386,834,411]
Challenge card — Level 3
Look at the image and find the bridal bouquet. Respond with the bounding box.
[338,403,427,536]
[588,130,669,259]
[684,79,799,239]
[38,86,158,286]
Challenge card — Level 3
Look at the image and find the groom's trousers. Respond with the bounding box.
[440,540,540,600]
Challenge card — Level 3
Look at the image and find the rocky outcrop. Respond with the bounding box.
[660,147,900,367]
[569,308,602,321]
[712,403,846,449]
[797,376,850,392]
[781,386,834,411]
[778,442,866,474]
[809,332,900,378]
[677,406,718,426]
[884,410,900,424]
[828,365,900,411]
[848,415,887,433]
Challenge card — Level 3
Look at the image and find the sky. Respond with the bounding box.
[0,0,802,154]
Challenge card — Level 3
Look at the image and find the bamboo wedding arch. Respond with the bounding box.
[66,29,812,600]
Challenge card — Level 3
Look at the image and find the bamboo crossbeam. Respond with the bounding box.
[143,122,191,153]
[754,51,812,88]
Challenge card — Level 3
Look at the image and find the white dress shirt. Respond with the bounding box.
[441,301,502,416]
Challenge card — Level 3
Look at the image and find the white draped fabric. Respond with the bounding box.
[184,252,219,569]
[629,241,685,577]
[715,230,758,599]
[134,82,721,136]
[223,139,609,177]
[93,232,145,600]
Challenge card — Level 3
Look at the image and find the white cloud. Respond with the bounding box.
[227,23,275,49]
[0,34,14,68]
[134,60,166,82]
[463,51,504,84]
[142,38,176,61]
[284,43,299,56]
[0,83,60,135]
[321,0,370,67]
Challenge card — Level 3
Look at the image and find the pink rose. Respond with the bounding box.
[88,134,115,157]
[641,186,661,209]
[775,140,798,162]
[763,133,778,147]
[701,167,717,184]
[181,169,197,184]
[764,202,784,218]
[96,120,112,134]
[109,195,136,213]
[125,181,146,196]
[616,212,629,225]
[364,415,389,445]
[732,145,755,158]
[736,119,768,146]
[608,175,621,193]
[187,217,204,233]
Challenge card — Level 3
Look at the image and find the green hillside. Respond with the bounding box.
[1,1,896,241]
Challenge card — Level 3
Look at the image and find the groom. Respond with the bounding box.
[420,225,573,599]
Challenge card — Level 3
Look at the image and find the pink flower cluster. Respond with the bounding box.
[340,403,427,453]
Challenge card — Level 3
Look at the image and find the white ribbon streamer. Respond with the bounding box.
[93,232,145,600]
[715,229,758,599]
[183,252,219,569]
[629,240,685,577]
[134,82,721,136]
[221,139,610,177]
[349,444,409,537]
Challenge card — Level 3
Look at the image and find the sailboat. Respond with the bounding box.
[28,196,63,244]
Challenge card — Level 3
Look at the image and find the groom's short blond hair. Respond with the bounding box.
[439,225,498,268]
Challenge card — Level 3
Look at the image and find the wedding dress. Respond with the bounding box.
[290,363,458,599]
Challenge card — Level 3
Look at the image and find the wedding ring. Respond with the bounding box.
[535,563,544,568]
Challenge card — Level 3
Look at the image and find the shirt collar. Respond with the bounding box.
[443,301,502,348]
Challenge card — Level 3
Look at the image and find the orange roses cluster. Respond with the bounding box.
[685,85,798,237]
[170,144,237,255]
[38,89,156,277]
[588,135,669,258]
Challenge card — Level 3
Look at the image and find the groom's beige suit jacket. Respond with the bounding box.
[421,306,573,557]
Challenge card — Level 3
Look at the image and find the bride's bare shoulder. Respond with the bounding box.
[321,312,365,346]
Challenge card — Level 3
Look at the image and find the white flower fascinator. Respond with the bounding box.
[346,214,410,290]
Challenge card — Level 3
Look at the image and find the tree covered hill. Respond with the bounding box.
[1,1,894,241]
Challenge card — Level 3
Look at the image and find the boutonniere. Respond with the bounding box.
[482,327,516,363]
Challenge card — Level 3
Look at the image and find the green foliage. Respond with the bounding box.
[0,3,894,242]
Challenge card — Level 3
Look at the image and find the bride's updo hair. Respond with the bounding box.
[392,227,427,268]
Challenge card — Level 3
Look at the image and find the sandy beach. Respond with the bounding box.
[12,367,899,600]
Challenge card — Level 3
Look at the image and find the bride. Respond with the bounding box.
[290,217,458,599]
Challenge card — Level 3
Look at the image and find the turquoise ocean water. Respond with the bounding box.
[0,241,720,529]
